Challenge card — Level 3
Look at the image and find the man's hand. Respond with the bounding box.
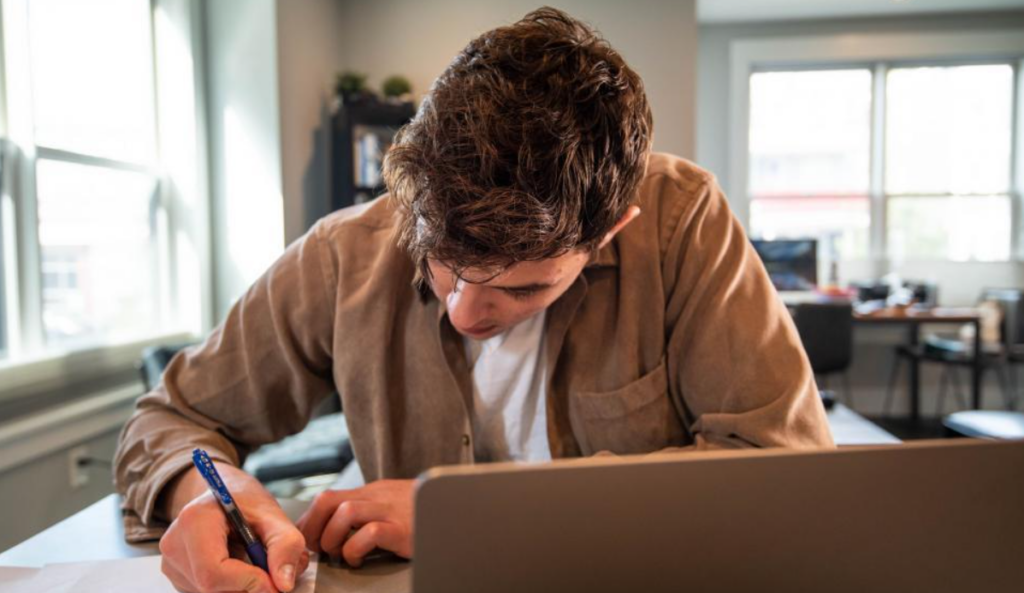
[296,479,415,567]
[158,465,310,593]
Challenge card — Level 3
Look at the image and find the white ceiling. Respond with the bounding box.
[698,0,1024,23]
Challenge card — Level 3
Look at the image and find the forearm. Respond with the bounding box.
[161,462,266,521]
[115,224,338,542]
[161,467,207,521]
[114,394,244,540]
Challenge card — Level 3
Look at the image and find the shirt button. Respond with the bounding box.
[461,434,471,446]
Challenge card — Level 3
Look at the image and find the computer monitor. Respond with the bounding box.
[751,238,818,292]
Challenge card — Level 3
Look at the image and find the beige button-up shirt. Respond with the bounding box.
[114,153,834,541]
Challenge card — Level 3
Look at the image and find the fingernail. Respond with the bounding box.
[280,563,295,590]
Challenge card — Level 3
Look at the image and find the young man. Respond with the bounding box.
[115,8,832,593]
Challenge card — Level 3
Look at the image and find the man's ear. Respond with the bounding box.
[598,205,641,249]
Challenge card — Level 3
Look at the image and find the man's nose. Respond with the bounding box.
[447,281,491,329]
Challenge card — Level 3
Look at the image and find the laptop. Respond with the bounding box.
[410,440,1024,593]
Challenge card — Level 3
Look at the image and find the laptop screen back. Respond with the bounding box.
[412,440,1024,593]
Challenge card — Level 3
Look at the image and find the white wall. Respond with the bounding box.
[204,0,286,320]
[338,0,698,159]
[0,430,120,553]
[203,0,349,320]
[0,384,138,553]
[276,0,347,244]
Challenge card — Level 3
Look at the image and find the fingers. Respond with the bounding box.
[159,506,224,592]
[341,522,405,568]
[320,501,390,555]
[258,518,308,592]
[297,490,352,551]
[183,519,276,593]
[162,503,273,593]
[200,558,276,593]
[296,481,416,568]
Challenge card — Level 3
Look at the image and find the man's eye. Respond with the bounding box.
[505,288,541,300]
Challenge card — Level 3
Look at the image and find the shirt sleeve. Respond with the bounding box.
[661,174,835,451]
[113,222,338,542]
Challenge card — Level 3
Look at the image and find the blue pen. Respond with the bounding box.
[192,448,270,573]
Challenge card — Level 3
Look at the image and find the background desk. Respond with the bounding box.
[854,308,982,422]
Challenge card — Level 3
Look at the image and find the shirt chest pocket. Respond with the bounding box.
[568,360,687,456]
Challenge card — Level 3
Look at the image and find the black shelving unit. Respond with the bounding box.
[331,99,416,211]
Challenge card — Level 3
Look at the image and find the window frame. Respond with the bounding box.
[0,148,6,359]
[880,60,1017,263]
[0,0,212,404]
[729,29,1024,264]
[746,64,876,261]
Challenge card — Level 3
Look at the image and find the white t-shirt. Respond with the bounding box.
[463,310,552,463]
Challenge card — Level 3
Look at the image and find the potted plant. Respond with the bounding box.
[381,75,413,103]
[335,71,374,104]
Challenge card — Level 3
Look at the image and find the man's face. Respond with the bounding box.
[427,249,591,340]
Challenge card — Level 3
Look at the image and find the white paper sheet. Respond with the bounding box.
[0,555,317,593]
[0,567,41,593]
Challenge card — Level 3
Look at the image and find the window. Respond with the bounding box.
[885,64,1014,261]
[36,161,160,349]
[747,61,1018,263]
[748,69,873,260]
[0,0,195,372]
[28,0,163,350]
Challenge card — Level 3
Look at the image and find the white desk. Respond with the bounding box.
[0,495,410,592]
[828,403,901,446]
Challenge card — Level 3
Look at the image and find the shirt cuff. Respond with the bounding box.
[120,445,239,542]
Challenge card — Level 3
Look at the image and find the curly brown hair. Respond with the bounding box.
[383,6,653,278]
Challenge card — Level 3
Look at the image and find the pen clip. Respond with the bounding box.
[192,448,233,506]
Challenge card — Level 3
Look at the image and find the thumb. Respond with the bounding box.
[261,520,308,592]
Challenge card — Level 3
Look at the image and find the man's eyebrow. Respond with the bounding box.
[490,282,555,291]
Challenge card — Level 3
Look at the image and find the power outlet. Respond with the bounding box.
[68,445,90,489]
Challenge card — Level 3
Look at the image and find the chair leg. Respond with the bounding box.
[1007,364,1015,411]
[934,367,950,417]
[841,372,854,410]
[883,354,904,417]
[947,367,969,410]
[996,365,1013,411]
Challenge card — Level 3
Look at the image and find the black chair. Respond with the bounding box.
[792,302,855,407]
[885,289,1022,417]
[987,288,1024,407]
[137,344,353,484]
[138,343,196,391]
[942,289,1024,440]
